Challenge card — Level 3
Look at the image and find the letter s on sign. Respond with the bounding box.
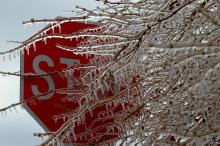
[31,55,55,100]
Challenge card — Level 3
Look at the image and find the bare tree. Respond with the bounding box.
[1,0,220,145]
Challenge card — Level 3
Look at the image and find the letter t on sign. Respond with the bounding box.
[60,58,80,92]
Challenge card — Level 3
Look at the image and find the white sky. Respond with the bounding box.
[0,1,99,146]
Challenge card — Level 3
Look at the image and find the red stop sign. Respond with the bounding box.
[20,21,139,145]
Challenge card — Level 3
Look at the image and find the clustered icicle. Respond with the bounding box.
[1,0,220,146]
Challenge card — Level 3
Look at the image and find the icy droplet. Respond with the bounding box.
[13,106,18,113]
[9,54,11,60]
[57,23,61,33]
[33,42,36,51]
[26,47,30,55]
[2,55,5,62]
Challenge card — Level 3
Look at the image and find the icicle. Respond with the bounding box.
[66,132,71,143]
[41,31,46,37]
[71,130,76,141]
[29,22,33,28]
[17,50,20,57]
[70,36,73,41]
[20,49,24,55]
[105,103,109,110]
[51,26,55,34]
[86,52,89,59]
[93,91,98,101]
[76,117,81,126]
[64,70,68,78]
[62,116,66,122]
[103,80,109,91]
[24,23,27,29]
[99,84,105,95]
[57,140,61,146]
[112,100,117,106]
[1,112,4,118]
[78,100,82,107]
[110,110,114,117]
[26,46,30,55]
[2,55,5,62]
[13,52,16,58]
[20,104,24,110]
[122,103,125,110]
[13,106,18,113]
[33,41,36,51]
[88,107,93,117]
[113,73,118,83]
[77,115,85,124]
[4,111,7,117]
[44,37,47,45]
[81,114,85,125]
[82,76,86,85]
[98,113,102,120]
[9,54,11,60]
[57,23,62,33]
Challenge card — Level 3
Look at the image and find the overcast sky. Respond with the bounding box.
[0,1,99,146]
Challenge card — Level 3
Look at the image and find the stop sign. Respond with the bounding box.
[20,21,139,145]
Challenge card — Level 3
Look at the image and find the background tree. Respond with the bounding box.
[1,0,220,145]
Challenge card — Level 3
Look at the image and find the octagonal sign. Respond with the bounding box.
[20,21,140,145]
